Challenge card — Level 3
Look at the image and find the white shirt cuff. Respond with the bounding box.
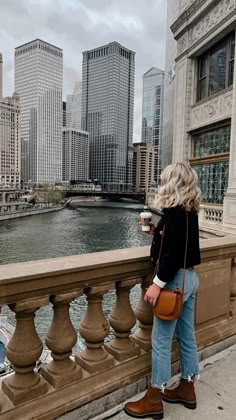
[153,275,167,289]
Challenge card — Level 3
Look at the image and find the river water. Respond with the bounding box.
[0,202,158,350]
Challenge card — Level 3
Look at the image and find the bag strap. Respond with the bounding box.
[155,224,166,275]
[154,210,189,294]
[182,211,189,294]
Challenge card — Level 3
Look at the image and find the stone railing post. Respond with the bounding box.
[2,298,48,405]
[75,286,114,373]
[41,291,82,388]
[105,279,140,361]
[230,258,236,317]
[132,275,153,351]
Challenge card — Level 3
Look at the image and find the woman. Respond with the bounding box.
[124,162,201,419]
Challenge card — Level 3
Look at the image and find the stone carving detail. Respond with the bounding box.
[191,90,233,130]
[189,0,235,46]
[180,0,190,12]
[172,0,211,34]
[178,33,188,55]
[175,0,235,56]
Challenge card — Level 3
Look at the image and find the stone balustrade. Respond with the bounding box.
[199,204,224,237]
[0,239,235,419]
[202,205,223,224]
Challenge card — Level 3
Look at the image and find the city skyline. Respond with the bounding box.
[0,0,167,143]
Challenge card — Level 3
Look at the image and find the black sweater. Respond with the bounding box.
[150,206,201,283]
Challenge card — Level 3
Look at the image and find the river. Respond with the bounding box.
[0,202,158,350]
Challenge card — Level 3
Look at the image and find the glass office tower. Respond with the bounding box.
[141,67,164,183]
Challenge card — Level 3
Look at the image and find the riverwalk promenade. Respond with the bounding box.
[100,345,236,420]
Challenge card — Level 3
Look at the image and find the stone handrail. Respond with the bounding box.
[201,204,223,224]
[0,239,235,419]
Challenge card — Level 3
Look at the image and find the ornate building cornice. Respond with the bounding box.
[171,0,221,35]
[177,0,236,61]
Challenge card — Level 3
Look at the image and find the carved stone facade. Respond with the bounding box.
[166,0,236,232]
[190,89,233,130]
[173,0,236,58]
[189,0,235,47]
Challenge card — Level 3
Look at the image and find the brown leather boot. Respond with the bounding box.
[162,378,196,409]
[124,385,163,419]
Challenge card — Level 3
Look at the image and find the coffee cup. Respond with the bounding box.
[139,207,152,232]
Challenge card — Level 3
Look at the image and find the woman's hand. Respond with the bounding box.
[149,223,155,235]
[144,284,161,307]
[138,222,155,235]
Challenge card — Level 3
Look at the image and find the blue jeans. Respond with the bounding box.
[151,268,199,389]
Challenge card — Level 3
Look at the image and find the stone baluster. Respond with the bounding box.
[105,279,140,361]
[75,285,114,373]
[41,291,82,388]
[132,275,154,351]
[2,298,48,405]
[230,258,236,317]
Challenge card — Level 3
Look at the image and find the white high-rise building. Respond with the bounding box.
[132,143,156,193]
[62,129,89,182]
[66,81,82,131]
[14,39,63,184]
[0,54,21,188]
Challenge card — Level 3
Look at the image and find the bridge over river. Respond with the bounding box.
[64,189,146,203]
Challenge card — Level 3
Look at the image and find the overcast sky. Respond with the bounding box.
[0,0,167,142]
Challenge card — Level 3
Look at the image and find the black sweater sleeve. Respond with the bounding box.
[158,207,188,283]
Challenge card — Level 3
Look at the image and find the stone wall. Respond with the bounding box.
[0,239,235,418]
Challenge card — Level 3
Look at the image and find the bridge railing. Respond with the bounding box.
[0,238,236,419]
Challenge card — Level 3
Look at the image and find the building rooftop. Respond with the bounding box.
[143,67,164,78]
[15,39,62,51]
[83,41,135,55]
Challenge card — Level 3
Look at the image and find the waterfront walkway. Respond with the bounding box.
[95,344,236,420]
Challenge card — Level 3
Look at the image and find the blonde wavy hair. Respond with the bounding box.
[157,162,201,212]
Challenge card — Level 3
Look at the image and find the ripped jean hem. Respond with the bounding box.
[151,373,200,392]
[182,373,200,382]
[151,382,167,393]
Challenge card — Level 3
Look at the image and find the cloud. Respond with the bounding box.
[0,0,167,142]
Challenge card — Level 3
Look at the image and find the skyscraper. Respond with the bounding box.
[66,81,82,131]
[62,129,89,182]
[14,39,63,183]
[0,53,3,101]
[141,67,164,183]
[82,42,135,192]
[63,101,67,127]
[132,143,156,193]
[0,54,21,188]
